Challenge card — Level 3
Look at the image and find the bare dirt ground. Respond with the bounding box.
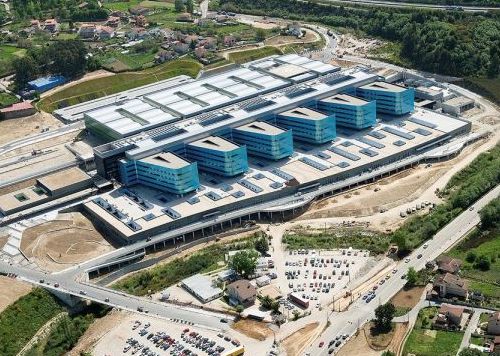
[390,286,425,309]
[335,33,384,58]
[232,319,273,341]
[0,276,32,312]
[265,29,319,46]
[69,309,129,356]
[281,322,320,356]
[0,112,63,146]
[337,322,408,356]
[20,212,114,272]
[0,234,7,249]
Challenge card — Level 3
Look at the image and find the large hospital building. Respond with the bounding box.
[55,54,470,242]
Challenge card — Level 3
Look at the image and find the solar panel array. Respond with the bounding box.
[328,146,361,161]
[299,157,329,171]
[382,126,415,140]
[162,207,181,219]
[238,179,264,193]
[356,136,385,149]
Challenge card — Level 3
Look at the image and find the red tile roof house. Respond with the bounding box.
[436,256,462,274]
[433,304,466,330]
[433,273,469,299]
[227,279,257,307]
[0,102,36,120]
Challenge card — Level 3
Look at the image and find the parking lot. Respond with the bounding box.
[93,315,244,356]
[281,248,373,311]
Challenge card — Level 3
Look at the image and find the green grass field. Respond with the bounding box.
[404,307,463,356]
[37,59,202,113]
[0,289,63,356]
[0,45,27,76]
[444,229,500,298]
[0,92,19,108]
[228,46,282,64]
[102,0,142,11]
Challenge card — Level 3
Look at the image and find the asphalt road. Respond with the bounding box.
[305,184,500,355]
[312,0,497,12]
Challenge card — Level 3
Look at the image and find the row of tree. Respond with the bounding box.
[218,0,500,78]
[12,0,107,22]
[13,40,88,88]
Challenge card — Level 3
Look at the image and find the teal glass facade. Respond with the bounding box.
[232,124,293,161]
[317,96,376,129]
[118,154,200,195]
[276,109,336,144]
[186,140,248,177]
[357,85,414,115]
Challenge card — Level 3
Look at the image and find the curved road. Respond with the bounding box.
[313,0,497,12]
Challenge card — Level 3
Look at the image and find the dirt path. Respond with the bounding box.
[0,112,63,146]
[0,276,32,312]
[69,310,129,355]
[281,322,320,356]
[18,312,68,356]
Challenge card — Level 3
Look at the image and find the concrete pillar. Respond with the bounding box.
[258,212,261,220]
[182,235,185,242]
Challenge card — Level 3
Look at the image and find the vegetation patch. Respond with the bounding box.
[0,92,20,109]
[403,307,463,356]
[0,288,63,356]
[112,233,263,296]
[228,46,282,64]
[283,226,390,254]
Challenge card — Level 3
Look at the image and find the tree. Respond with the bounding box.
[255,236,269,255]
[479,197,500,229]
[229,250,258,278]
[255,28,266,42]
[186,0,194,14]
[406,267,418,287]
[382,352,396,356]
[474,255,490,271]
[13,56,39,88]
[466,251,477,263]
[374,302,395,332]
[459,348,483,356]
[174,0,185,12]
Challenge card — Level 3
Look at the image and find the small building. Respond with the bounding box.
[436,256,462,274]
[0,101,36,120]
[98,26,115,40]
[217,269,236,282]
[78,24,97,39]
[255,275,271,288]
[287,22,302,37]
[441,96,475,115]
[433,273,469,299]
[135,15,148,27]
[223,35,236,47]
[433,304,465,330]
[44,19,58,32]
[415,86,444,101]
[181,274,223,303]
[227,280,257,307]
[155,50,175,64]
[194,46,207,58]
[30,19,41,29]
[28,75,66,93]
[107,16,120,27]
[488,312,500,335]
[288,292,309,309]
[172,41,190,54]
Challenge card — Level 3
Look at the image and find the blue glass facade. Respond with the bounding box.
[118,152,200,195]
[186,136,248,177]
[276,107,336,144]
[317,94,376,130]
[357,82,414,115]
[232,122,293,160]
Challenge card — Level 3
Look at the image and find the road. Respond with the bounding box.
[313,0,497,12]
[305,184,500,355]
[0,259,233,331]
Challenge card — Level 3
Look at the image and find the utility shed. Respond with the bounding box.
[28,75,66,92]
[181,274,223,303]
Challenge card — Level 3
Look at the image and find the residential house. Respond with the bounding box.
[433,304,465,330]
[155,50,175,63]
[488,312,500,335]
[433,273,469,299]
[78,24,97,39]
[227,280,257,307]
[436,256,462,274]
[135,15,148,28]
[44,19,58,33]
[223,35,236,47]
[127,27,148,40]
[98,26,115,40]
[172,41,190,54]
[494,336,500,353]
[30,20,41,29]
[200,37,217,50]
[106,16,120,27]
[194,46,206,58]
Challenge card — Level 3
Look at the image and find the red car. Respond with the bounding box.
[319,341,325,347]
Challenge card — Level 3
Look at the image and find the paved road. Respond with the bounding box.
[305,184,500,355]
[458,310,481,354]
[314,0,497,12]
[0,260,233,331]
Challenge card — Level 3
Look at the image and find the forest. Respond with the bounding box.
[11,0,108,21]
[218,0,500,78]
